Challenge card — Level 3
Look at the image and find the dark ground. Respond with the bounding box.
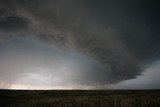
[0,89,160,107]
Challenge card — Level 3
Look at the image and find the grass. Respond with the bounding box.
[0,89,160,107]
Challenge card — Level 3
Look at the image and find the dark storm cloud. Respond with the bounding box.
[85,0,160,63]
[0,0,160,85]
[0,16,28,31]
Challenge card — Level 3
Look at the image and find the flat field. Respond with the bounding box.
[0,89,160,107]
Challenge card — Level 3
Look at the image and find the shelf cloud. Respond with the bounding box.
[0,0,160,88]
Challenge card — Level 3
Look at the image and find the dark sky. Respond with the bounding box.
[0,0,160,89]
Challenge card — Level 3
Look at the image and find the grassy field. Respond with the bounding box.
[0,89,160,107]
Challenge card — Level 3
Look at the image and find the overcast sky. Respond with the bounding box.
[0,0,160,89]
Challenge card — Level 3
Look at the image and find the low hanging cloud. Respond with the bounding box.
[0,0,160,86]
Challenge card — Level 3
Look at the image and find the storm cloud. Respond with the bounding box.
[0,0,160,88]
